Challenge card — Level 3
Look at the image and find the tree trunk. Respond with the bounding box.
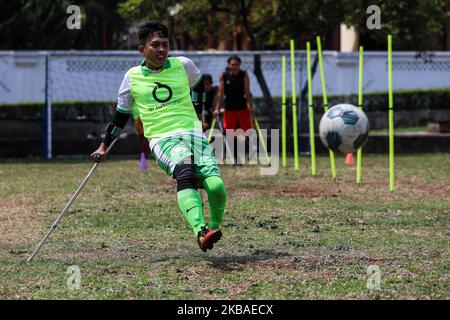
[254,54,275,129]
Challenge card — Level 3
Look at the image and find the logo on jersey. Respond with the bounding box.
[152,82,173,103]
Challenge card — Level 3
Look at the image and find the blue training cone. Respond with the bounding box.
[139,152,148,170]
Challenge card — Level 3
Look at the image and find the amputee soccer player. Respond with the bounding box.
[91,21,226,252]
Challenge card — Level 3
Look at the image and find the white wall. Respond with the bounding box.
[0,50,449,104]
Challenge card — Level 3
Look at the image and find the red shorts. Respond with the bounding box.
[223,109,253,132]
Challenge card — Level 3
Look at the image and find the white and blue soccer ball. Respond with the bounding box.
[319,103,369,154]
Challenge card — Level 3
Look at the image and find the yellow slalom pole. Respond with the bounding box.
[282,56,287,167]
[316,36,336,180]
[388,35,395,192]
[356,46,364,184]
[306,42,316,176]
[253,116,270,163]
[207,118,216,143]
[290,39,299,171]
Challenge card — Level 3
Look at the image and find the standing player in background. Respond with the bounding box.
[91,21,226,252]
[214,55,254,130]
[214,55,254,164]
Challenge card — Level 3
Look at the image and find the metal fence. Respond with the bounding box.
[1,50,450,158]
[1,50,450,104]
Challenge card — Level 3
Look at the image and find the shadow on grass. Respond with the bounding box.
[13,248,293,269]
[205,249,291,271]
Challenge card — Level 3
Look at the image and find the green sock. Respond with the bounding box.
[204,176,226,229]
[177,188,205,236]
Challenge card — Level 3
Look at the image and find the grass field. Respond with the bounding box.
[0,154,449,299]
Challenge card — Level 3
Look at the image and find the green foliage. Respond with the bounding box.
[117,0,449,50]
[117,0,177,22]
[0,0,128,49]
[342,0,449,50]
[116,0,354,49]
[1,0,447,50]
[117,0,216,49]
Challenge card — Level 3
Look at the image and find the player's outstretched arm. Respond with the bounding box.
[91,70,133,162]
[91,111,130,162]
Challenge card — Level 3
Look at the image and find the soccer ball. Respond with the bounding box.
[319,103,369,154]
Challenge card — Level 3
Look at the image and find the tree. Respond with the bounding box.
[0,0,128,49]
[117,0,449,51]
[341,0,449,51]
[118,0,218,49]
[207,0,346,50]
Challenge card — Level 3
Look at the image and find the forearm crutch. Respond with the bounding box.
[27,139,118,262]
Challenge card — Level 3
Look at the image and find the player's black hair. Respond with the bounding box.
[203,74,213,83]
[138,20,169,44]
[227,55,241,64]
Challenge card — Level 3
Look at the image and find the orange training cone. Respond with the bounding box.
[345,153,354,165]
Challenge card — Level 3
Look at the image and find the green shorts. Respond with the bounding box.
[151,132,220,179]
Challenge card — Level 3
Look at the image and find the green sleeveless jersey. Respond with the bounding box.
[127,57,201,140]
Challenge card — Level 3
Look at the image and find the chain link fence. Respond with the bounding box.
[1,50,449,157]
[2,50,450,105]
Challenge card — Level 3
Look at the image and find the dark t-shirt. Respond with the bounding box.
[223,70,247,111]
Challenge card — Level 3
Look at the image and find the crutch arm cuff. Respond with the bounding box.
[102,111,130,146]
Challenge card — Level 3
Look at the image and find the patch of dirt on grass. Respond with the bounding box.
[206,250,292,271]
[0,205,51,247]
[244,256,299,272]
[410,180,450,198]
[294,247,370,266]
[231,179,338,199]
[270,183,338,199]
